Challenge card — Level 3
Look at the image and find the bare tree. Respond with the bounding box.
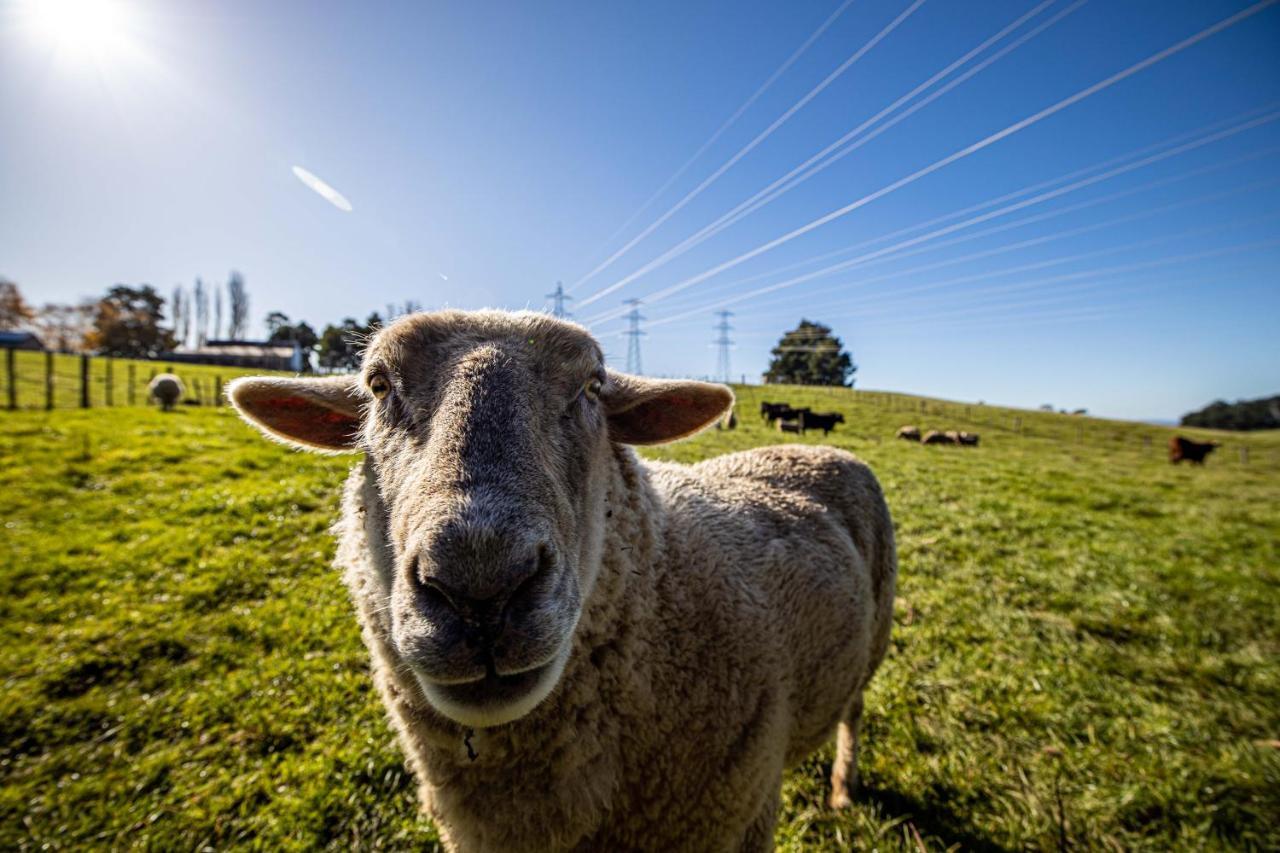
[213,286,223,341]
[228,271,249,340]
[194,278,209,346]
[171,286,186,348]
[0,280,36,329]
[34,301,95,352]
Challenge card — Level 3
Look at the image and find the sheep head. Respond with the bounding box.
[228,309,732,728]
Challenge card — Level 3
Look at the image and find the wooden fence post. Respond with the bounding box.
[215,375,223,406]
[1240,446,1249,466]
[80,355,90,408]
[128,364,136,406]
[105,357,113,406]
[5,348,14,410]
[45,352,54,410]
[1014,416,1022,434]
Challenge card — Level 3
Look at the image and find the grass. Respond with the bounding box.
[2,386,1278,850]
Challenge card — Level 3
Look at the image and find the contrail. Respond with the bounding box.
[620,0,1279,309]
[568,0,930,292]
[577,0,1077,308]
[575,0,857,273]
[609,109,1280,324]
[292,166,353,212]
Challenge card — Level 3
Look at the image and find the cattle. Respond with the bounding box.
[764,405,810,424]
[1169,435,1220,465]
[760,402,790,421]
[896,425,921,442]
[801,411,844,436]
[921,430,958,445]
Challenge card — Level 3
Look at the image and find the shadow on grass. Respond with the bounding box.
[861,783,1012,853]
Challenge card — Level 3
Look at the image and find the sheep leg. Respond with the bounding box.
[829,692,864,809]
[738,787,780,853]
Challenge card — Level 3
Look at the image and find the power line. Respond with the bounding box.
[624,299,645,374]
[572,0,857,278]
[577,0,1074,309]
[627,0,1279,309]
[713,310,734,383]
[571,0,931,298]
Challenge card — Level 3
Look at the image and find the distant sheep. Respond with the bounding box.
[896,425,921,442]
[148,373,185,411]
[957,432,980,447]
[228,310,897,851]
[921,430,956,445]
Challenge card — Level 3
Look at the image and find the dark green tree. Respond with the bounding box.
[318,313,382,371]
[763,320,856,387]
[86,285,177,358]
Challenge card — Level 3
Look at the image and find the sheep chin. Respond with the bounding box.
[414,637,574,730]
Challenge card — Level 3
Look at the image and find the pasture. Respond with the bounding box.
[2,386,1278,851]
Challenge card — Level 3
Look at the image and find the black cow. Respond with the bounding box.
[800,411,845,436]
[1169,436,1219,465]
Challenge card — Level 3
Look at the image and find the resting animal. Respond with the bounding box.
[228,310,896,852]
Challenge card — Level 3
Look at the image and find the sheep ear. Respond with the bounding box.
[227,376,365,452]
[601,371,734,445]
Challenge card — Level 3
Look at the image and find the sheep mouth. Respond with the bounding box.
[412,642,572,728]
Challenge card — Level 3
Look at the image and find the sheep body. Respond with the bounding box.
[337,442,895,851]
[147,373,185,411]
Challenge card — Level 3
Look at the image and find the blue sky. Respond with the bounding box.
[1,0,1277,419]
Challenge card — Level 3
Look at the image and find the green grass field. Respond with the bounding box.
[2,386,1278,851]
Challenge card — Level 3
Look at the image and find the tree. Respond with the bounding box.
[213,286,223,341]
[264,312,319,371]
[227,271,249,340]
[265,311,291,340]
[193,278,210,346]
[171,286,187,348]
[318,313,381,371]
[85,285,177,358]
[0,280,36,330]
[763,320,856,387]
[33,302,95,352]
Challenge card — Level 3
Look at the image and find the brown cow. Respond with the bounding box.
[1169,435,1220,465]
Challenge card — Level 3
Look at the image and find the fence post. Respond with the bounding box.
[80,355,90,408]
[215,375,223,406]
[105,357,113,406]
[1240,446,1249,466]
[45,352,53,410]
[1014,416,1022,434]
[128,364,136,406]
[193,377,202,405]
[5,348,14,410]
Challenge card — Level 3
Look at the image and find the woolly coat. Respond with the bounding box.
[335,440,896,852]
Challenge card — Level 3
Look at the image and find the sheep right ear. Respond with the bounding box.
[227,376,366,452]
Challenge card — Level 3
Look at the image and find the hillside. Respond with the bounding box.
[2,386,1277,850]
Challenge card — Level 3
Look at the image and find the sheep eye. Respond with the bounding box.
[369,375,391,400]
[583,378,602,403]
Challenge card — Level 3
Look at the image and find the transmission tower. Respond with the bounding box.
[624,299,645,375]
[713,310,734,383]
[546,281,572,319]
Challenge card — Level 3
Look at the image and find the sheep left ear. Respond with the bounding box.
[227,376,366,452]
[602,371,734,445]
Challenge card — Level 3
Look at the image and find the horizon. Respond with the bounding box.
[2,0,1278,421]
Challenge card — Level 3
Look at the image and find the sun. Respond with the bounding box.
[17,0,142,67]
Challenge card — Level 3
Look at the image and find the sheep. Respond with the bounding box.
[896,425,921,442]
[957,431,980,447]
[227,309,896,852]
[148,373,185,411]
[921,429,956,445]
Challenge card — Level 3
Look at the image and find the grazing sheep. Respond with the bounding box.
[896,425,921,442]
[957,431,980,447]
[148,373,185,411]
[228,310,897,852]
[921,429,957,445]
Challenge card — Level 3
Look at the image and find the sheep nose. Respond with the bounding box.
[410,540,558,641]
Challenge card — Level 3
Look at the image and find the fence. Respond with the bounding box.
[0,348,285,411]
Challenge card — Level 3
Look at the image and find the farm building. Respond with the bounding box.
[0,330,44,350]
[165,339,305,372]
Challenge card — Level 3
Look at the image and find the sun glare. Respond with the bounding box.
[19,0,142,67]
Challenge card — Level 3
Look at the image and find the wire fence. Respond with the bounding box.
[0,348,290,411]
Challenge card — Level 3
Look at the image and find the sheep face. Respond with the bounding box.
[228,310,733,730]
